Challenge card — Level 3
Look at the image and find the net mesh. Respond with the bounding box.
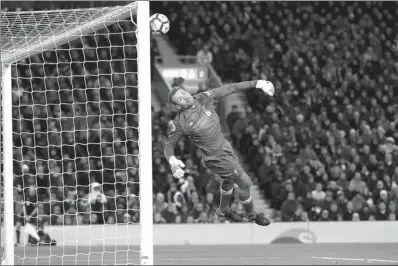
[2,4,144,265]
[1,3,137,64]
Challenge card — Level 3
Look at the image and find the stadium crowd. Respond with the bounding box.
[3,1,398,229]
[157,1,398,222]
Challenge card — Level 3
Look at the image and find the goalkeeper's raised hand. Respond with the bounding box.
[169,156,185,179]
[256,80,274,96]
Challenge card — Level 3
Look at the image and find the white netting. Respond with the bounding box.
[2,4,145,265]
[1,3,137,64]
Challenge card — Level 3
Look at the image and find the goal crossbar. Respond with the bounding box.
[1,2,137,64]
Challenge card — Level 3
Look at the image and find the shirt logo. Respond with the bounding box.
[189,122,193,126]
[204,91,211,96]
[192,108,212,130]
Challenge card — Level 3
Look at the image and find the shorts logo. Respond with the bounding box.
[234,169,237,175]
[204,91,211,96]
[189,122,193,126]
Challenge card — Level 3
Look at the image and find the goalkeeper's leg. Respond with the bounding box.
[206,142,268,224]
[236,172,270,226]
[218,179,234,213]
[216,178,243,222]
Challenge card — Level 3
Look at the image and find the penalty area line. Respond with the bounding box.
[312,256,398,264]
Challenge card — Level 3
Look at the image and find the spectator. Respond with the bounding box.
[361,205,372,221]
[300,191,314,213]
[343,202,355,221]
[388,201,396,215]
[204,192,217,214]
[379,190,389,205]
[319,210,330,221]
[230,112,247,149]
[300,211,309,222]
[379,137,397,156]
[375,201,388,221]
[226,105,240,132]
[167,183,185,210]
[196,44,213,64]
[154,212,166,224]
[328,202,340,221]
[280,192,298,221]
[87,182,107,224]
[162,203,177,223]
[153,193,168,213]
[186,216,195,224]
[351,193,366,213]
[312,183,326,203]
[189,203,204,220]
[349,173,367,194]
[197,211,209,223]
[352,212,361,222]
[291,205,304,222]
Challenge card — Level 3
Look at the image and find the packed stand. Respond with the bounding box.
[155,1,398,221]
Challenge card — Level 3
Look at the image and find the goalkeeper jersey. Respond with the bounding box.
[164,81,257,161]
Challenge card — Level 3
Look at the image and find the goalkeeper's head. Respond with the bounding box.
[168,86,194,109]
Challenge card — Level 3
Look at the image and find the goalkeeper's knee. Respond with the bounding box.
[235,172,252,191]
[221,178,234,192]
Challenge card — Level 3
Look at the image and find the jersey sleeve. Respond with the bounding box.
[206,81,258,100]
[164,119,185,161]
[194,91,214,104]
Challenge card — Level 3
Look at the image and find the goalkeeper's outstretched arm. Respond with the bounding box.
[206,80,274,100]
[164,120,186,179]
[164,120,184,161]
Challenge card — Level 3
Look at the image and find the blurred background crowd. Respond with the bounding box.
[1,1,398,230]
[154,1,398,222]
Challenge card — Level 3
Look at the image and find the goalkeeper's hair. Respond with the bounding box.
[168,86,183,104]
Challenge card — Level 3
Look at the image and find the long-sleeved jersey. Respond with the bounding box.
[164,81,257,161]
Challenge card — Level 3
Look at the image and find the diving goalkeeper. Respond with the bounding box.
[164,80,274,226]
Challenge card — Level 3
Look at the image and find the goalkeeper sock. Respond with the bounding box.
[219,180,234,213]
[239,190,255,216]
[241,196,255,215]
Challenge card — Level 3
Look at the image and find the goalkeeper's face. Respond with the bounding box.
[172,88,194,109]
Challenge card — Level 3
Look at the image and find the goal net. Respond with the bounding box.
[1,2,153,265]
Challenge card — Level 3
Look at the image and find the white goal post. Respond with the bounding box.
[1,1,153,265]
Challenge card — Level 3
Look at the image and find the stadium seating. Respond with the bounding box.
[156,1,398,221]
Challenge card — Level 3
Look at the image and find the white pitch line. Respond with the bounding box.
[14,257,279,263]
[312,256,398,264]
[167,256,285,261]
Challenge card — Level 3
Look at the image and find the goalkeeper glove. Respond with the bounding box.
[169,156,185,179]
[256,80,274,96]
